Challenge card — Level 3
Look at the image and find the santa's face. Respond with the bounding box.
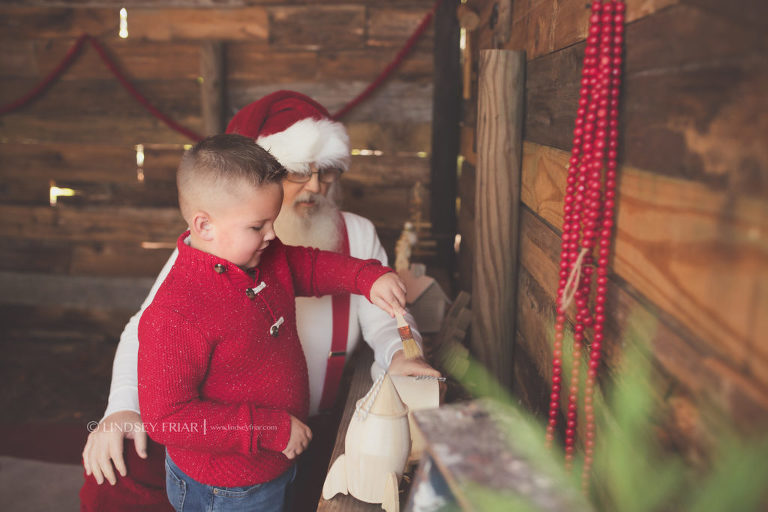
[281,162,334,216]
[274,162,342,251]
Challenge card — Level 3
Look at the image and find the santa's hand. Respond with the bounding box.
[369,272,407,317]
[82,410,147,485]
[388,349,442,377]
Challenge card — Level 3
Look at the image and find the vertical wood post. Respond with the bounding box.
[430,0,461,292]
[471,49,525,390]
[200,41,225,136]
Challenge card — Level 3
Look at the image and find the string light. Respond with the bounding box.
[135,144,145,182]
[350,149,384,156]
[49,180,77,207]
[119,8,129,39]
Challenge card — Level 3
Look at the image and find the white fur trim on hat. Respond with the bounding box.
[256,118,350,175]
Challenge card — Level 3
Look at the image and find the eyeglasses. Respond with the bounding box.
[285,168,342,184]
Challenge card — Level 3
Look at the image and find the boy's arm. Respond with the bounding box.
[138,307,291,455]
[345,214,438,376]
[102,248,179,420]
[347,219,423,368]
[283,244,392,302]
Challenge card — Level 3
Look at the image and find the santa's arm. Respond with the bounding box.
[102,249,179,420]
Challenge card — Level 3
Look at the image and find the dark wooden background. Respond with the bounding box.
[0,0,435,422]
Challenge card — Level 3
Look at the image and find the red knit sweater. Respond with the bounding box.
[137,231,391,487]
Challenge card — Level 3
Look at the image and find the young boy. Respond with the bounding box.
[137,134,406,512]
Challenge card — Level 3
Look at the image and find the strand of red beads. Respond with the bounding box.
[545,0,605,452]
[582,0,624,488]
[564,0,612,470]
[545,0,625,486]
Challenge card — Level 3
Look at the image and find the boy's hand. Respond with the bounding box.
[82,410,147,485]
[369,272,407,317]
[282,415,312,460]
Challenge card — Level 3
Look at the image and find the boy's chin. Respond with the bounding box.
[238,257,261,271]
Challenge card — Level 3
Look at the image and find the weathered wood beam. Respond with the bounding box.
[200,41,225,136]
[523,4,768,197]
[429,0,460,291]
[471,49,525,390]
[520,141,768,391]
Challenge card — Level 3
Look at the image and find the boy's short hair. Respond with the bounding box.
[178,134,287,220]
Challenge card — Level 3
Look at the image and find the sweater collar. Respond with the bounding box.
[175,230,260,287]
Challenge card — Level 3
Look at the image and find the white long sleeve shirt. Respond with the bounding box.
[103,211,421,419]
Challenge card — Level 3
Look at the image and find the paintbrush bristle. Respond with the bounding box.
[402,337,422,359]
[395,312,423,359]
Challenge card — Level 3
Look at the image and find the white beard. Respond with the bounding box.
[274,188,342,252]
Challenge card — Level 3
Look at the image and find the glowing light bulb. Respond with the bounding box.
[119,8,128,39]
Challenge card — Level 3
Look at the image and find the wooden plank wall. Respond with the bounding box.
[458,0,768,463]
[0,0,435,344]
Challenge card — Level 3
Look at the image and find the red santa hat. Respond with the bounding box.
[225,90,350,175]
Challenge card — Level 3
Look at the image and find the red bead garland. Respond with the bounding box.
[545,0,626,487]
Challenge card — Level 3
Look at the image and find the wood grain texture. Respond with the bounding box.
[0,78,200,119]
[0,7,268,41]
[0,238,73,275]
[474,0,681,61]
[0,113,201,144]
[412,400,590,511]
[2,0,437,5]
[344,155,430,187]
[471,49,525,389]
[345,123,432,154]
[0,143,180,183]
[0,303,134,344]
[340,184,417,234]
[0,204,186,243]
[524,4,768,197]
[516,207,768,455]
[200,41,225,136]
[0,39,201,81]
[227,45,319,83]
[520,141,768,390]
[316,48,434,82]
[228,81,434,124]
[0,7,117,39]
[268,5,365,51]
[0,270,153,310]
[128,8,268,41]
[70,243,173,277]
[367,6,435,48]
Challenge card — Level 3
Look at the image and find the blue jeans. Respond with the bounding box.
[165,453,296,512]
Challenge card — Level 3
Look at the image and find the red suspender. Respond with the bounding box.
[318,216,351,411]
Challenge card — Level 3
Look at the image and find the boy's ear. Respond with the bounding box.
[190,211,214,241]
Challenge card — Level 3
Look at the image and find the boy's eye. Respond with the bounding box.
[251,226,263,231]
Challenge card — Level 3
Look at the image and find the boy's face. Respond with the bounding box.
[208,182,283,270]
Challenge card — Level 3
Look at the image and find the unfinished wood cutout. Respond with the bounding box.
[322,373,411,508]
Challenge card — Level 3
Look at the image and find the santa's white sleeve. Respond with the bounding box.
[344,212,423,369]
[101,249,179,421]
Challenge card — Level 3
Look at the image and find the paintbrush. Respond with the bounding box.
[395,311,422,359]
